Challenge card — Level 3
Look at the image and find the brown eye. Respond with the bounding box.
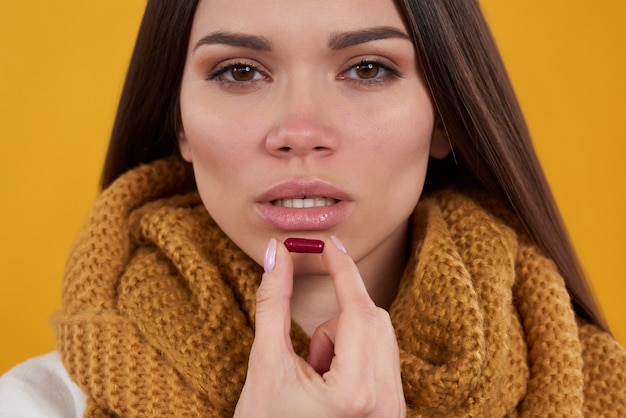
[230,65,256,81]
[338,60,400,84]
[354,62,381,79]
[210,62,265,84]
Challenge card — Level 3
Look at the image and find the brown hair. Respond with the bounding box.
[101,1,197,183]
[101,0,607,330]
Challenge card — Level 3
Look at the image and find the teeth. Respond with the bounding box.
[273,197,338,208]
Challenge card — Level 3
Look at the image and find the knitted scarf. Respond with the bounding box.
[52,157,625,417]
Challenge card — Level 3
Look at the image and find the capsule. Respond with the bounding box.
[285,238,325,253]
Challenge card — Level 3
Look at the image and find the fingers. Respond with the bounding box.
[322,236,376,313]
[252,239,295,361]
[320,237,380,383]
[243,236,405,417]
[307,317,338,375]
[322,236,403,377]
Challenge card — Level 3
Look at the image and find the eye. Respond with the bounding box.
[209,62,267,84]
[338,60,401,84]
[353,62,384,79]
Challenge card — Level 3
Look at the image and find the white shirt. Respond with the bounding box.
[0,352,86,417]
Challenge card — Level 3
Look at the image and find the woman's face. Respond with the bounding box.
[179,0,446,274]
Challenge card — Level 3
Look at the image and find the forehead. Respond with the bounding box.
[190,0,409,40]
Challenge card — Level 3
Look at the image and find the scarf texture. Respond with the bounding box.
[53,157,626,417]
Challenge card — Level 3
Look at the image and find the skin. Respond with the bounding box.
[178,0,449,415]
[236,237,407,417]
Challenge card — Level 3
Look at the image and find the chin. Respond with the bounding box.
[290,253,328,278]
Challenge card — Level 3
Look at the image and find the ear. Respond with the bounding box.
[178,130,193,162]
[429,119,451,160]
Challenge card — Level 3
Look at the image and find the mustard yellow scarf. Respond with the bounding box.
[53,157,626,417]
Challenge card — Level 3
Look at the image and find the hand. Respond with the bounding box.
[234,237,406,418]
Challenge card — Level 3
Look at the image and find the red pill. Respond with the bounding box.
[285,238,325,253]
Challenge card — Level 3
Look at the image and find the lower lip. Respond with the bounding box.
[255,201,353,231]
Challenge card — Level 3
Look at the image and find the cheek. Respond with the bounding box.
[180,105,265,256]
[358,101,434,174]
[183,109,238,161]
[394,98,434,168]
[180,101,265,184]
[178,111,261,248]
[364,103,434,209]
[179,80,269,166]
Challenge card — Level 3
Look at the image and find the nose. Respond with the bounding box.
[265,82,339,158]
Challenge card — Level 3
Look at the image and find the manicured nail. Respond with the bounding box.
[330,235,347,254]
[264,238,277,272]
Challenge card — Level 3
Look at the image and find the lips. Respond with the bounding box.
[255,179,354,231]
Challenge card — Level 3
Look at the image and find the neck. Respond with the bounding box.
[290,225,409,336]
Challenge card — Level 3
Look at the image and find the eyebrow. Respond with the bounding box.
[328,26,411,50]
[193,32,272,52]
[193,26,411,53]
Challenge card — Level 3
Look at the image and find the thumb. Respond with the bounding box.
[253,238,295,354]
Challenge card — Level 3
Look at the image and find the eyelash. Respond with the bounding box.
[207,59,402,87]
[208,60,268,87]
[338,59,402,85]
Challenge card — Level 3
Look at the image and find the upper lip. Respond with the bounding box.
[256,178,353,203]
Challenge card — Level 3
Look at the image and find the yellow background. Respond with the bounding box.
[1,1,624,374]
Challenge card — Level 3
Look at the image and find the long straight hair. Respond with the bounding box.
[101,0,607,330]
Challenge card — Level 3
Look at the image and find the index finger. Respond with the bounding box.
[252,239,296,361]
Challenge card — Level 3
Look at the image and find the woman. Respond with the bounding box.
[1,0,624,416]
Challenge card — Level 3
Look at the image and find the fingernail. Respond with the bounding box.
[264,238,277,272]
[330,235,347,254]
